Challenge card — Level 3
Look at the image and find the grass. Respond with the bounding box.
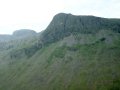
[0,31,120,90]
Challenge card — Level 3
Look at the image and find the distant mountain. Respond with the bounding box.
[13,29,37,37]
[0,13,120,90]
[0,29,37,42]
[0,29,38,51]
[0,34,12,42]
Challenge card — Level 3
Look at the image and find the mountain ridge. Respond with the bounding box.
[0,13,120,90]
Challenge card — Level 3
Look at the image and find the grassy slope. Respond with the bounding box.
[0,31,120,90]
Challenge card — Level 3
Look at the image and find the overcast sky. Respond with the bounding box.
[0,0,120,34]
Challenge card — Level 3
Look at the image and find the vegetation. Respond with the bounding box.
[0,13,120,90]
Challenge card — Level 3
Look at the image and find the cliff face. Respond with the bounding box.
[41,13,120,44]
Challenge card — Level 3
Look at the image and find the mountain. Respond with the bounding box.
[0,29,37,42]
[0,34,12,42]
[13,29,37,38]
[0,29,38,54]
[0,13,120,90]
[41,13,120,44]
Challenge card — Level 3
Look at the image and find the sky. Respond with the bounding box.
[0,0,120,34]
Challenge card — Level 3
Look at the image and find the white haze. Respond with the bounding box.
[0,0,120,34]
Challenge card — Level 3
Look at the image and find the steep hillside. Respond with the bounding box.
[0,13,120,90]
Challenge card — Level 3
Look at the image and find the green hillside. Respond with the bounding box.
[0,13,120,90]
